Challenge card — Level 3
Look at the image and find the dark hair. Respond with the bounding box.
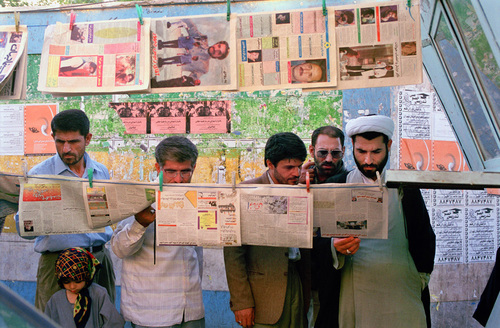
[311,126,345,147]
[342,11,355,24]
[213,41,230,60]
[352,131,389,145]
[88,62,97,74]
[155,136,198,168]
[51,109,90,137]
[264,132,307,167]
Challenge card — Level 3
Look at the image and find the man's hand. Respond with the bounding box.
[299,160,315,184]
[333,236,360,255]
[134,206,156,228]
[234,307,255,328]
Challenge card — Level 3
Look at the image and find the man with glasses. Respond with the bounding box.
[111,136,205,328]
[298,126,348,328]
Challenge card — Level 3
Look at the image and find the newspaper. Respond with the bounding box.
[82,181,156,229]
[18,176,104,237]
[150,14,237,92]
[156,185,240,247]
[236,8,337,91]
[334,1,422,90]
[38,19,151,94]
[0,25,28,96]
[312,184,389,239]
[0,104,24,155]
[0,172,20,229]
[240,185,313,248]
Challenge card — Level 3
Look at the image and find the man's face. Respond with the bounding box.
[310,135,344,179]
[267,158,303,185]
[53,130,91,167]
[292,63,322,83]
[353,135,391,180]
[208,42,228,59]
[155,160,195,184]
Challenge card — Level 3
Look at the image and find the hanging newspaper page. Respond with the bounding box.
[156,185,240,247]
[18,175,104,237]
[335,1,422,90]
[38,19,151,94]
[236,8,337,91]
[240,185,312,248]
[312,184,389,239]
[151,14,237,92]
[82,181,156,229]
[0,25,28,95]
[0,104,24,155]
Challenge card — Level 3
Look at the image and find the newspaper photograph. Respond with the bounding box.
[312,184,389,239]
[19,176,104,237]
[335,1,422,90]
[109,100,231,134]
[236,8,337,91]
[151,14,237,92]
[82,181,156,229]
[240,185,312,248]
[156,186,240,247]
[0,25,28,95]
[38,19,151,94]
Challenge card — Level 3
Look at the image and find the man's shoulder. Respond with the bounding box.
[240,173,268,185]
[29,155,58,175]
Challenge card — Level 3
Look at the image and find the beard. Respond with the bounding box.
[272,169,298,185]
[60,152,84,166]
[354,151,389,180]
[314,158,340,177]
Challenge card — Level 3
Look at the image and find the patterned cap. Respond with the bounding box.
[55,247,100,282]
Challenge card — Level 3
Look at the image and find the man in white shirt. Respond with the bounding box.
[111,136,204,328]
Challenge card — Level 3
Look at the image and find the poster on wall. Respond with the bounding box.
[38,19,151,94]
[110,100,231,134]
[236,8,337,91]
[24,103,57,156]
[150,14,237,93]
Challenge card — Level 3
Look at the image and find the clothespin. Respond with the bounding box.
[88,169,93,188]
[159,171,163,192]
[136,4,144,25]
[306,171,310,193]
[14,12,20,33]
[322,0,327,16]
[232,171,236,193]
[227,0,231,21]
[407,0,415,21]
[69,10,76,31]
[22,158,28,182]
[376,171,383,191]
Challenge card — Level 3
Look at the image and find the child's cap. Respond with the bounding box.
[55,247,101,282]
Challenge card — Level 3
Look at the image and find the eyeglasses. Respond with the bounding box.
[316,149,343,159]
[164,169,193,179]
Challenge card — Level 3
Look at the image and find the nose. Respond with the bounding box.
[62,142,71,153]
[173,173,183,183]
[363,153,374,164]
[67,282,77,289]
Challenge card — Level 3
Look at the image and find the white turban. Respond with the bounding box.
[345,115,394,139]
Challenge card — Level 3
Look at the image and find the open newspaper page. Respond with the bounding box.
[151,14,237,93]
[18,175,104,237]
[156,185,240,247]
[312,183,389,239]
[0,25,28,95]
[334,1,422,90]
[82,181,156,229]
[240,185,312,248]
[236,8,337,91]
[38,19,151,94]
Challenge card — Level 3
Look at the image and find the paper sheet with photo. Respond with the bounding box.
[334,1,422,90]
[236,8,337,91]
[312,184,389,239]
[0,35,27,100]
[0,25,28,94]
[156,185,240,246]
[24,103,58,156]
[18,175,104,237]
[82,181,157,229]
[151,14,237,92]
[38,19,151,94]
[240,185,312,248]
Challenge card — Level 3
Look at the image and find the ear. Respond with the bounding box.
[266,159,275,171]
[155,162,161,174]
[388,139,393,149]
[308,144,315,157]
[85,133,92,146]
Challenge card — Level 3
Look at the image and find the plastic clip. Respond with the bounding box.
[376,171,383,191]
[322,0,327,16]
[232,171,236,193]
[22,158,28,182]
[136,4,144,25]
[407,0,415,21]
[88,169,93,188]
[159,171,163,192]
[69,10,76,31]
[14,12,20,33]
[227,0,231,21]
[306,171,310,193]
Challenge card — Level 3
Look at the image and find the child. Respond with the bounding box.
[44,247,124,328]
